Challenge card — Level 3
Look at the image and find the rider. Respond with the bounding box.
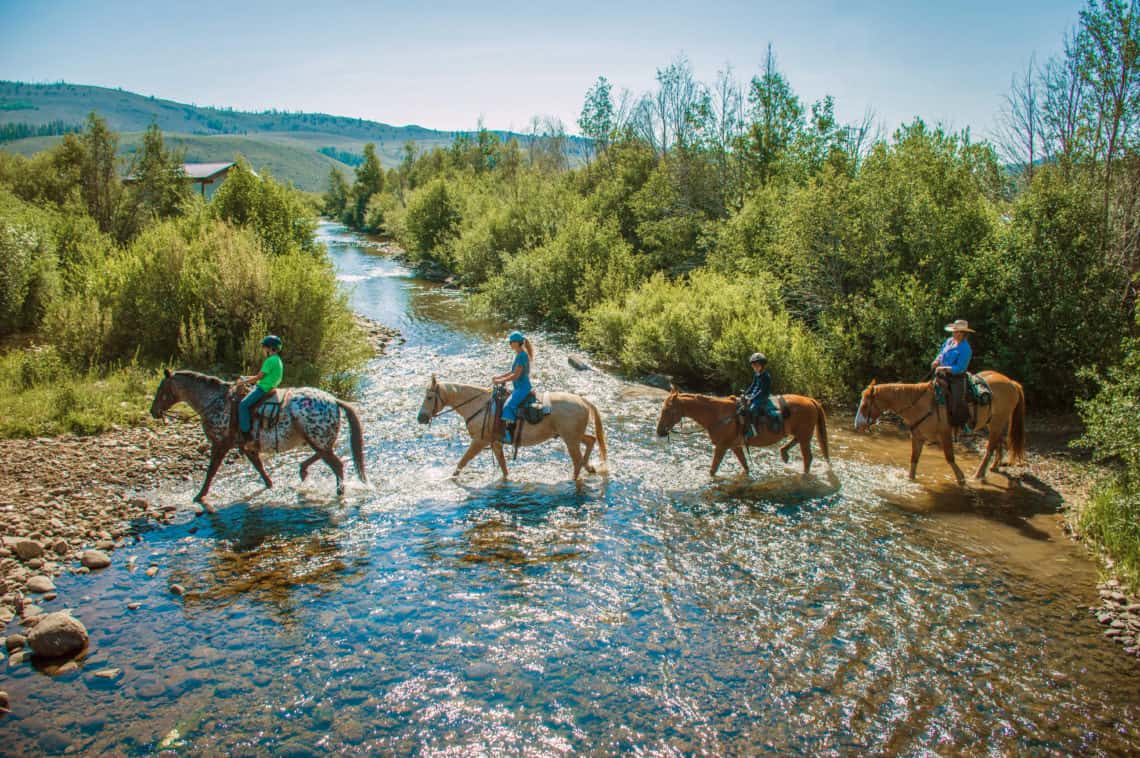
[931,319,973,427]
[492,331,534,444]
[237,334,284,449]
[741,352,775,438]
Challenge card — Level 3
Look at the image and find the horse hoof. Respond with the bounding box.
[299,467,308,481]
[586,465,596,474]
[780,452,790,463]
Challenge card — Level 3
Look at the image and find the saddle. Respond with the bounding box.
[934,371,991,430]
[736,395,790,435]
[492,385,552,457]
[230,385,290,450]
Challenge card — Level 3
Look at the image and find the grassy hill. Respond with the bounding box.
[0,81,589,191]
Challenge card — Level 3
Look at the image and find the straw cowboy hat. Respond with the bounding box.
[944,319,976,333]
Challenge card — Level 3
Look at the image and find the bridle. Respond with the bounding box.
[423,382,488,425]
[861,384,936,432]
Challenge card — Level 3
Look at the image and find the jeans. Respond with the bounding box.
[239,386,266,433]
[501,384,531,422]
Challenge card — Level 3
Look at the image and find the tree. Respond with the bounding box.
[578,76,615,160]
[77,112,123,235]
[125,124,190,234]
[997,56,1043,182]
[744,45,804,187]
[324,166,349,218]
[348,143,384,227]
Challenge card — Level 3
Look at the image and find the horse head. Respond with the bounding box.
[854,380,880,432]
[655,386,682,437]
[417,374,441,425]
[150,368,177,420]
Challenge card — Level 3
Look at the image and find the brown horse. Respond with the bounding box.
[655,387,830,476]
[416,375,607,480]
[150,369,367,508]
[853,371,1026,483]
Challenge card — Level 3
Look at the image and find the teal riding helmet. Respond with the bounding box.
[508,331,525,344]
[261,335,283,350]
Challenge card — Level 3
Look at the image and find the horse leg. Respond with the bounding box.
[709,444,728,477]
[974,427,1002,480]
[316,447,346,495]
[779,437,795,464]
[731,447,749,475]
[940,432,967,485]
[581,434,597,475]
[799,432,813,474]
[491,442,509,479]
[453,440,487,477]
[243,449,273,489]
[194,443,227,509]
[562,436,585,480]
[299,453,320,481]
[908,435,924,481]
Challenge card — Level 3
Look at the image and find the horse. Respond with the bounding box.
[655,386,830,476]
[416,374,607,480]
[853,371,1026,484]
[149,369,367,507]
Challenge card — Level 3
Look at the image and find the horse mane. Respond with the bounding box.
[174,369,231,389]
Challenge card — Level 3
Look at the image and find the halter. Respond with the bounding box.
[862,384,935,431]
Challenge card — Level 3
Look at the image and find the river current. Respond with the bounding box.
[2,222,1138,755]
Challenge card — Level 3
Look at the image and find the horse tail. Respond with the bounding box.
[813,399,831,462]
[337,399,368,484]
[1008,381,1026,464]
[586,398,608,466]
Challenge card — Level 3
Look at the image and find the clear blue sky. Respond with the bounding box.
[0,0,1084,138]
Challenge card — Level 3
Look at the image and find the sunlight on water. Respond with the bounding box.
[3,222,1138,755]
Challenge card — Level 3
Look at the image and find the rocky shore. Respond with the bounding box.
[0,419,203,634]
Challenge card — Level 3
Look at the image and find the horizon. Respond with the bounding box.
[1,1,1085,141]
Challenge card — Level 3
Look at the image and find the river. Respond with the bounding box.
[2,221,1138,755]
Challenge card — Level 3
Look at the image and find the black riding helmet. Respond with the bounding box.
[749,352,767,366]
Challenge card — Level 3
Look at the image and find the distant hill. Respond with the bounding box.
[0,81,588,192]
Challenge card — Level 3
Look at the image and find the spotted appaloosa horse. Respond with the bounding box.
[150,369,367,508]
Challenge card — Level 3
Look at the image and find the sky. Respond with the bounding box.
[0,0,1085,139]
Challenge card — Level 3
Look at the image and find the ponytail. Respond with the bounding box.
[523,337,535,362]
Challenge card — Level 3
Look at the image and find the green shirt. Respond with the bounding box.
[257,354,283,391]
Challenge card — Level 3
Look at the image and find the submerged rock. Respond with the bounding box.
[27,612,88,659]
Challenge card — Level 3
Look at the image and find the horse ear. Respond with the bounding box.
[164,368,172,378]
[869,379,876,387]
[669,383,678,394]
[431,373,437,385]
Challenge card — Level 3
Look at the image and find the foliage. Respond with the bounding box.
[209,158,318,256]
[0,345,157,437]
[401,178,461,264]
[580,270,839,398]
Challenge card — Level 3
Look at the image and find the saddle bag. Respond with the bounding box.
[522,392,551,424]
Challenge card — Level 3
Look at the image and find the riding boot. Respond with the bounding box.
[502,422,512,444]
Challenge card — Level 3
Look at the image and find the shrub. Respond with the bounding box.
[401,179,460,264]
[580,269,840,399]
[0,212,59,335]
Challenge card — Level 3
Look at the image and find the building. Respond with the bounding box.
[181,162,235,199]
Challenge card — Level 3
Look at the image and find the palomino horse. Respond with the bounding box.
[150,369,367,507]
[655,386,830,476]
[853,371,1026,483]
[416,375,607,480]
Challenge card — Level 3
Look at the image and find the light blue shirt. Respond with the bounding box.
[511,350,531,391]
[934,337,972,375]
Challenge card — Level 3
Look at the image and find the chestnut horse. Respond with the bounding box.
[150,369,367,507]
[853,371,1026,483]
[416,375,607,480]
[655,387,830,476]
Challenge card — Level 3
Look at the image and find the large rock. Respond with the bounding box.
[27,612,88,659]
[25,575,55,594]
[567,355,593,371]
[81,550,111,570]
[13,540,43,561]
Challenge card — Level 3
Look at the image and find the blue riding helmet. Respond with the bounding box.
[261,335,283,350]
[508,331,525,344]
[749,352,767,365]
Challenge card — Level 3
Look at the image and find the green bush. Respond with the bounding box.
[479,214,641,325]
[580,269,840,398]
[210,159,318,257]
[0,206,59,335]
[401,178,461,264]
[363,191,400,234]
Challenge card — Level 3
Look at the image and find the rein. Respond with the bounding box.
[426,385,487,424]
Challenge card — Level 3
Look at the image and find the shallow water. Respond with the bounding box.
[3,222,1138,755]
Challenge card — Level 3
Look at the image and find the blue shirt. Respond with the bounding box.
[743,370,771,411]
[934,337,972,375]
[511,350,531,391]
